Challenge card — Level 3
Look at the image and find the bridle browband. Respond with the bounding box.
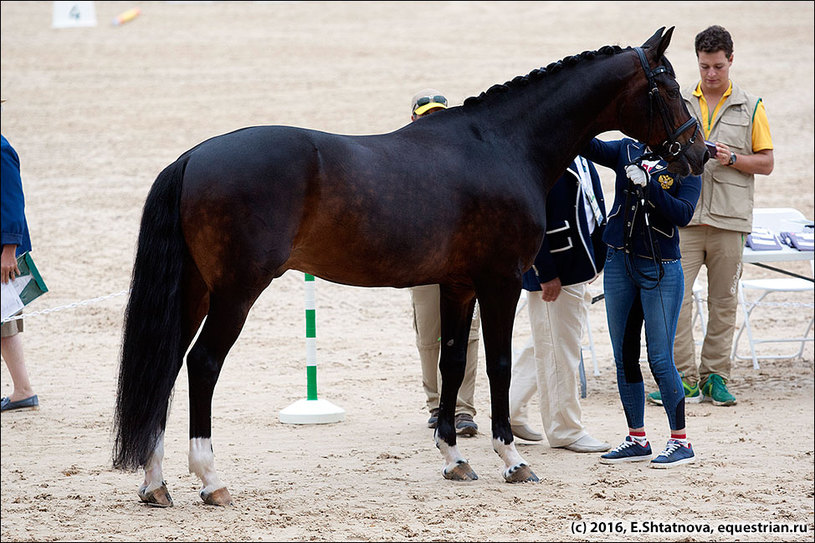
[634,47,699,163]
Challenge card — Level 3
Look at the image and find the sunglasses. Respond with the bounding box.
[414,95,448,110]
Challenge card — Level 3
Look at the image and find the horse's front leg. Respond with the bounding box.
[436,288,478,481]
[138,433,173,507]
[477,282,539,483]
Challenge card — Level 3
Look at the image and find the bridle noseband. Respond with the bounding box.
[634,47,699,163]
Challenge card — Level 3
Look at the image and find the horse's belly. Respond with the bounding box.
[286,231,452,288]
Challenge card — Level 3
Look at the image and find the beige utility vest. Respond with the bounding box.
[682,82,760,233]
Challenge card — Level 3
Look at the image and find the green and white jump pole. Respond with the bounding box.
[279,273,345,424]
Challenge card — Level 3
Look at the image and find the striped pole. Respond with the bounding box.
[279,273,345,424]
[304,273,318,400]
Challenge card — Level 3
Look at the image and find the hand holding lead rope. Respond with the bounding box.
[625,163,649,187]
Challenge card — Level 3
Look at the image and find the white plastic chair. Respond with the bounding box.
[691,279,707,343]
[731,208,814,369]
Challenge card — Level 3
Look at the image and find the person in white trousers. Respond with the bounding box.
[509,156,610,453]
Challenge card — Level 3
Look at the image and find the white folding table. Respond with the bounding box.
[732,209,814,368]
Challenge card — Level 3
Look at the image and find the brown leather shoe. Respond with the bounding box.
[454,413,478,437]
[427,408,440,428]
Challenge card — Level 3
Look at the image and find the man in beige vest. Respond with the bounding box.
[648,25,774,408]
[409,89,481,436]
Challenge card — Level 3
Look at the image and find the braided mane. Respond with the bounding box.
[463,45,624,108]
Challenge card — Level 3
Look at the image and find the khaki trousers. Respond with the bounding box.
[410,284,480,416]
[674,225,744,384]
[509,284,589,447]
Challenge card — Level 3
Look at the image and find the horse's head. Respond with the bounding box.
[619,27,708,175]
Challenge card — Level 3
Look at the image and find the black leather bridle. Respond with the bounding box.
[634,47,700,163]
[620,48,700,288]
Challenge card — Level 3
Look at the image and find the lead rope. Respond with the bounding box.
[622,158,665,289]
[622,157,673,356]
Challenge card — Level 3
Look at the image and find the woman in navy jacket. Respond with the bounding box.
[582,137,701,468]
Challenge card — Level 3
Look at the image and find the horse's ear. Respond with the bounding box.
[642,26,671,56]
[656,26,675,59]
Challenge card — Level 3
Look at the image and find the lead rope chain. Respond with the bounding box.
[2,286,811,324]
[1,289,130,323]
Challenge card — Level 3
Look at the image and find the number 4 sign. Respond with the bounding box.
[52,1,97,28]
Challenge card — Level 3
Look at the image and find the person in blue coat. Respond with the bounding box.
[1,132,39,412]
[509,155,610,453]
[582,137,701,468]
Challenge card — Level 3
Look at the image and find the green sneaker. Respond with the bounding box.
[701,374,736,406]
[646,379,702,406]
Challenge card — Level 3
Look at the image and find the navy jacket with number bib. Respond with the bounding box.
[522,157,607,291]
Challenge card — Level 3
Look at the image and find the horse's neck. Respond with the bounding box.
[486,52,636,188]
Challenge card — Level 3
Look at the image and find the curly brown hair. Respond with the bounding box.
[694,25,733,58]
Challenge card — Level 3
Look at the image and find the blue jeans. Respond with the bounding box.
[604,247,686,431]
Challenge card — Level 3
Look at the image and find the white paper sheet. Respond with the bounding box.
[1,280,25,321]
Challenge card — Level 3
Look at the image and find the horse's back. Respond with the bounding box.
[177,124,543,290]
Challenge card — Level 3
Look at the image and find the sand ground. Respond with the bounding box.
[1,2,813,541]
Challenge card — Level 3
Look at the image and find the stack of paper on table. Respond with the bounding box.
[746,227,782,251]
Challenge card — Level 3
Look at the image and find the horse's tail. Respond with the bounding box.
[113,156,189,471]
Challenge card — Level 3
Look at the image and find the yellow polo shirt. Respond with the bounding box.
[693,81,773,152]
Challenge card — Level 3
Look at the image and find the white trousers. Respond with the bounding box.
[410,284,480,416]
[509,283,589,447]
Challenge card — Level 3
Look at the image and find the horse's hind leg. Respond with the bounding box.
[436,285,478,481]
[138,433,173,507]
[186,290,257,506]
[476,280,538,483]
[139,260,209,508]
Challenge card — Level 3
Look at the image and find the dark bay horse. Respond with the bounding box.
[113,27,707,506]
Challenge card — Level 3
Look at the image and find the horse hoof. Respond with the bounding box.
[442,460,478,481]
[201,487,233,506]
[503,463,539,483]
[138,483,174,507]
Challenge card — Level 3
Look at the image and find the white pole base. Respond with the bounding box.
[279,398,345,424]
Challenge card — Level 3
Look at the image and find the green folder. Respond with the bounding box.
[13,252,48,306]
[2,252,48,322]
[16,252,48,305]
